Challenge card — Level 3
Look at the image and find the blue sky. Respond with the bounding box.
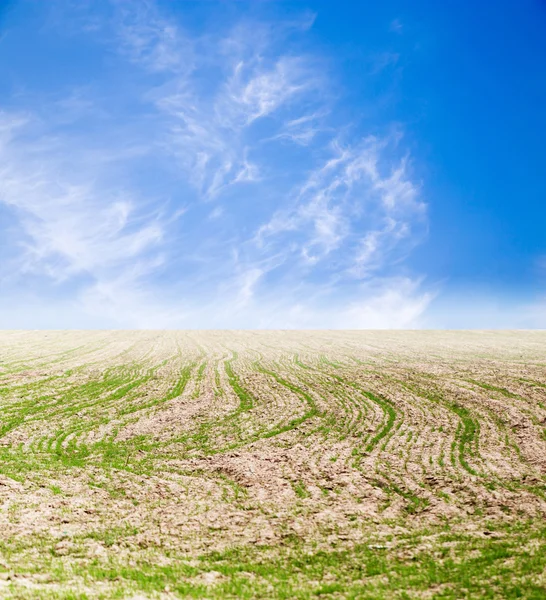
[0,0,545,328]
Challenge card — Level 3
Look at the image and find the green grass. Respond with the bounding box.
[224,353,254,412]
[1,520,545,598]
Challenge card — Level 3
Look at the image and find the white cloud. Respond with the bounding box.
[235,267,264,308]
[343,278,432,328]
[217,56,318,126]
[273,111,329,145]
[256,135,426,275]
[0,1,434,329]
[113,4,324,200]
[117,3,194,75]
[0,111,166,321]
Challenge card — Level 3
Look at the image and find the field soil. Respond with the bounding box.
[0,330,545,599]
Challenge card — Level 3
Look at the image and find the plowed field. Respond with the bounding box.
[0,331,545,599]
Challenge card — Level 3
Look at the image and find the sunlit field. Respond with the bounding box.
[0,331,545,599]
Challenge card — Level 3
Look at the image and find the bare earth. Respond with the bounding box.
[0,331,545,599]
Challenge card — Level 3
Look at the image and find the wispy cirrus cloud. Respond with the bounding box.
[217,56,319,127]
[0,0,432,328]
[0,110,166,321]
[115,5,325,200]
[256,134,425,276]
[272,111,330,146]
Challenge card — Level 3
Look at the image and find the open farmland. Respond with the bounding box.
[0,331,545,599]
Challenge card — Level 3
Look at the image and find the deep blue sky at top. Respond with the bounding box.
[0,0,545,328]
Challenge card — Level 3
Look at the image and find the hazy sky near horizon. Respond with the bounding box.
[0,0,545,329]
